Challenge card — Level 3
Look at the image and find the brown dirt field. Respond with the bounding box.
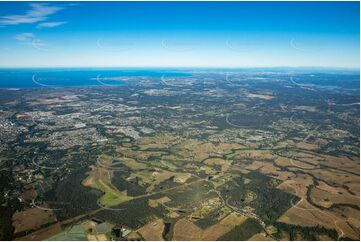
[330,208,360,240]
[87,234,108,240]
[233,150,275,161]
[335,222,359,241]
[323,155,360,175]
[316,180,341,193]
[283,151,323,165]
[273,157,294,167]
[175,140,243,162]
[295,141,318,150]
[344,181,360,196]
[254,161,296,181]
[286,151,359,175]
[21,189,37,202]
[82,167,112,194]
[87,234,97,241]
[137,218,165,241]
[248,233,274,241]
[138,134,183,149]
[277,173,313,198]
[172,219,203,240]
[105,151,149,168]
[148,196,171,208]
[315,234,334,240]
[123,136,243,165]
[245,160,265,171]
[308,168,358,188]
[127,231,143,240]
[260,163,294,181]
[122,158,148,170]
[97,154,114,166]
[12,207,57,234]
[82,176,94,187]
[310,181,359,208]
[15,222,62,241]
[153,171,176,185]
[133,151,165,162]
[174,173,191,183]
[87,163,113,185]
[229,166,251,174]
[199,165,218,175]
[273,140,296,149]
[278,202,332,228]
[202,213,247,240]
[274,156,316,170]
[173,213,247,241]
[279,200,359,240]
[168,211,180,218]
[184,141,217,161]
[81,220,97,232]
[204,158,230,171]
[277,167,359,240]
[161,154,189,164]
[96,234,108,240]
[159,159,180,171]
[332,206,360,239]
[259,163,284,179]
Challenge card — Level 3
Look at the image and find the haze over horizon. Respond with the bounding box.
[0,1,359,68]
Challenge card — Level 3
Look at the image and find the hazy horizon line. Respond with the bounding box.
[0,66,359,71]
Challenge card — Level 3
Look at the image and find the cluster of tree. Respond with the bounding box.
[274,222,339,240]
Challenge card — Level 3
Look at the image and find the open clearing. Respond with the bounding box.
[137,218,165,241]
[12,207,57,235]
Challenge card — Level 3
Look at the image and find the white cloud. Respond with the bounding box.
[15,32,35,42]
[0,3,63,26]
[14,32,48,51]
[37,21,67,28]
[31,39,48,51]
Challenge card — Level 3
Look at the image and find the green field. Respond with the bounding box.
[94,179,130,207]
[46,224,87,241]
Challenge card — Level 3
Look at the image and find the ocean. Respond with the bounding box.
[0,68,191,89]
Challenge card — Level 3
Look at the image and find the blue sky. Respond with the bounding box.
[0,1,359,68]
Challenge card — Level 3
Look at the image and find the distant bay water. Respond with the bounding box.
[0,68,192,88]
[0,68,359,90]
